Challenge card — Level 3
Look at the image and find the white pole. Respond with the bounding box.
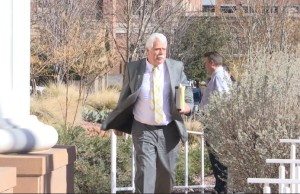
[12,0,30,117]
[285,186,291,193]
[184,140,189,194]
[0,0,30,117]
[290,143,296,193]
[111,131,117,193]
[131,143,135,193]
[0,0,58,154]
[0,0,13,112]
[296,165,300,193]
[201,134,205,194]
[279,164,285,193]
[263,183,271,193]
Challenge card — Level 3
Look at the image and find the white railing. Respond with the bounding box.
[247,138,300,193]
[111,130,214,193]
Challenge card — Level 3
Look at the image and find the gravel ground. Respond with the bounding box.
[173,175,215,193]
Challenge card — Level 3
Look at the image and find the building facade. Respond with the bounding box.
[204,0,300,16]
[31,0,300,77]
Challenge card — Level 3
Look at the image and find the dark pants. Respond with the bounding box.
[207,144,228,194]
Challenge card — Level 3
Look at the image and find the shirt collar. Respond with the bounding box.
[211,66,223,77]
[146,59,164,72]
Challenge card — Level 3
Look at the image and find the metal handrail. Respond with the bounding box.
[111,130,214,193]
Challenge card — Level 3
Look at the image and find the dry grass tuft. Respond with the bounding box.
[185,119,204,132]
[85,88,119,110]
[31,83,83,126]
[185,119,204,145]
[31,83,119,127]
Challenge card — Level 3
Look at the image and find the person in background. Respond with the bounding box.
[200,51,232,194]
[192,80,202,113]
[101,33,193,193]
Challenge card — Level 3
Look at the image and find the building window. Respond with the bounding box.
[289,5,300,14]
[263,6,279,14]
[221,5,236,13]
[242,5,255,13]
[202,5,215,16]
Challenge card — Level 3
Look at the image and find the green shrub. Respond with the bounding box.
[82,108,112,123]
[57,126,132,193]
[200,50,300,193]
[57,126,208,192]
[81,108,100,122]
[176,142,212,186]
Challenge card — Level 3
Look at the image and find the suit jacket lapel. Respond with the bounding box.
[165,59,176,99]
[135,58,147,91]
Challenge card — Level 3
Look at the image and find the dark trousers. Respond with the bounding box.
[207,144,228,194]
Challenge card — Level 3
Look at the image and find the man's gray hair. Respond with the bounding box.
[145,33,168,49]
[204,51,223,65]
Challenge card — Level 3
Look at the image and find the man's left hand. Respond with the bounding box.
[113,129,124,136]
[179,103,191,114]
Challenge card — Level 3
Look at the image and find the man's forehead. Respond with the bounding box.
[152,46,167,49]
[152,43,167,49]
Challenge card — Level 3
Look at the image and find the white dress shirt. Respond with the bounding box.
[133,60,172,126]
[199,66,232,111]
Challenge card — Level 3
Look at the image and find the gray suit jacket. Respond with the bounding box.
[101,58,193,142]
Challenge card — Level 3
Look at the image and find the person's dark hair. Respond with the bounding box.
[204,51,223,65]
[194,80,200,88]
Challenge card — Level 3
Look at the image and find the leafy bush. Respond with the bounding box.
[173,17,229,81]
[82,88,118,124]
[176,142,212,186]
[57,126,132,193]
[82,108,100,122]
[57,125,208,193]
[200,50,300,193]
[82,108,111,123]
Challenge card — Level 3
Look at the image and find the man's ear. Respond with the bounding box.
[212,62,219,68]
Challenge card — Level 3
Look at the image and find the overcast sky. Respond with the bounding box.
[202,0,215,5]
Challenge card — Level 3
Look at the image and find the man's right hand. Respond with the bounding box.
[113,129,123,136]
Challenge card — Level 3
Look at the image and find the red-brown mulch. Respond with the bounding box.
[80,121,108,137]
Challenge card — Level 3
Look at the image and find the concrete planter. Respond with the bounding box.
[0,145,76,193]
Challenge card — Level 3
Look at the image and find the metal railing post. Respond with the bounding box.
[184,140,189,194]
[290,143,296,193]
[201,133,205,193]
[111,131,117,193]
[131,143,135,193]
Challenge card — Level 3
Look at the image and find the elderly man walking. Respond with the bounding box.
[102,32,193,193]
